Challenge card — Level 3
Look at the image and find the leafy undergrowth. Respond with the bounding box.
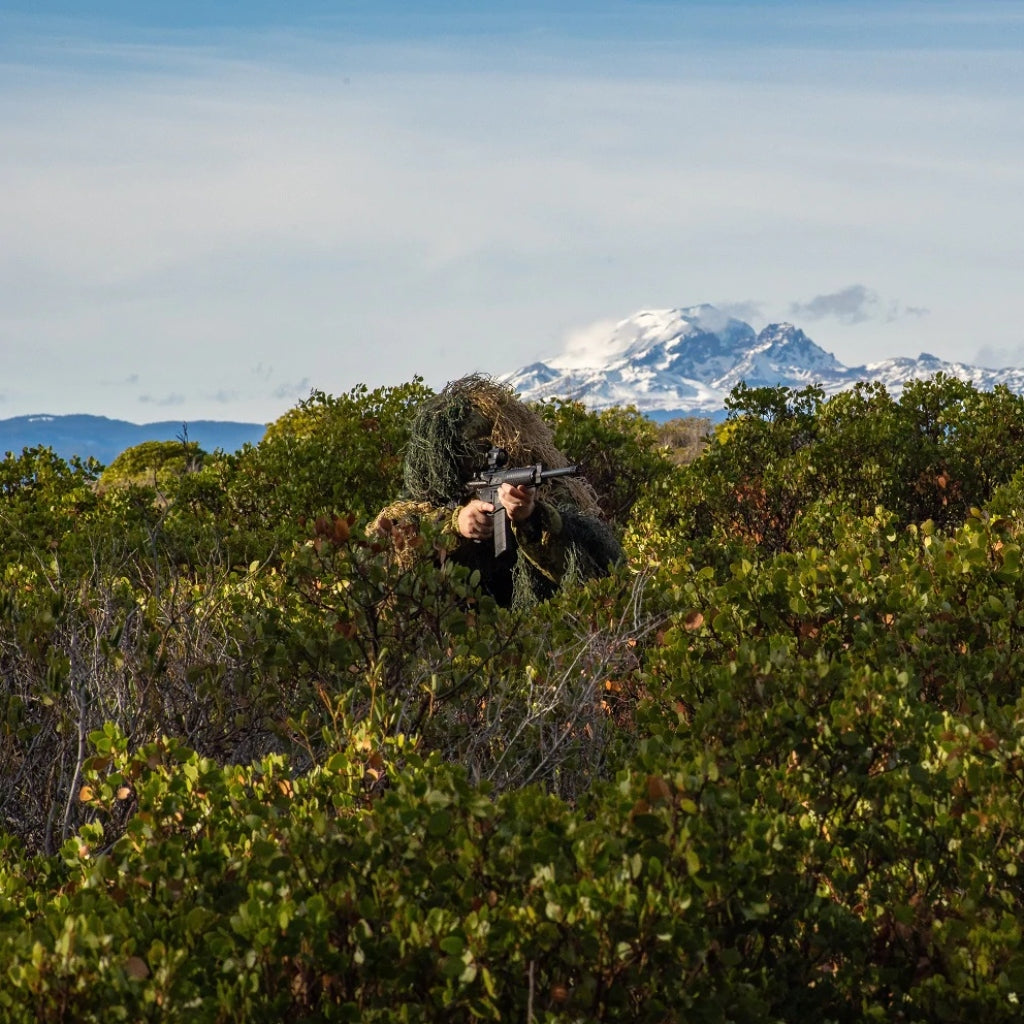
[3,375,1024,1021]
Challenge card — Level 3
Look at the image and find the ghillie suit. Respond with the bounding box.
[373,375,623,608]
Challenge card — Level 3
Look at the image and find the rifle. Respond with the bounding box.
[465,446,580,556]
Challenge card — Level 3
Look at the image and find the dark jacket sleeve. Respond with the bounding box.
[514,502,623,584]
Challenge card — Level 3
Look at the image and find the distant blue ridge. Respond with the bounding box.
[0,414,267,467]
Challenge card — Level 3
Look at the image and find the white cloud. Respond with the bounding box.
[3,9,1024,420]
[974,343,1024,371]
[138,392,186,407]
[555,319,624,369]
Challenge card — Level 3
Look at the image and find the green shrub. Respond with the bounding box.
[5,375,1024,1021]
[536,397,675,526]
[225,380,434,555]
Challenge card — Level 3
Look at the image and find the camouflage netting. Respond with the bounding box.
[400,374,601,514]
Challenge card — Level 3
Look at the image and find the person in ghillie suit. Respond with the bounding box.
[372,375,623,608]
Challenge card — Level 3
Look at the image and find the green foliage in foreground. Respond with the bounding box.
[3,374,1024,1021]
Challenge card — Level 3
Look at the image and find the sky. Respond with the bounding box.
[2,1,1024,425]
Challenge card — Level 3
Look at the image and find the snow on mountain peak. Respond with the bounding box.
[504,303,1024,418]
[550,306,755,370]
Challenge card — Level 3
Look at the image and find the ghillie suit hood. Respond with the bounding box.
[401,374,602,514]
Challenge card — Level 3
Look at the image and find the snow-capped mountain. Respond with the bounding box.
[504,304,1024,419]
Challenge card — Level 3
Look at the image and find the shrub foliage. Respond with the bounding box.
[3,374,1024,1021]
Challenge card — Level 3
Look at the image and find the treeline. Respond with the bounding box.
[2,375,1024,1021]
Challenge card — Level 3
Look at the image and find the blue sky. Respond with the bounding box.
[3,1,1023,423]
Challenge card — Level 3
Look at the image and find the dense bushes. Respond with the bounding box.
[223,380,434,555]
[536,399,676,525]
[635,375,1024,557]
[3,374,1024,1020]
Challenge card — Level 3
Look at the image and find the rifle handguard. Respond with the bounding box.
[465,447,581,556]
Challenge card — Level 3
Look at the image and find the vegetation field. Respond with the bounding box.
[2,375,1023,1022]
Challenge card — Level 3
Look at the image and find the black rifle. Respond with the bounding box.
[465,447,580,556]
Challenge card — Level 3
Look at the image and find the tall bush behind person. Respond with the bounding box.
[223,379,434,558]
